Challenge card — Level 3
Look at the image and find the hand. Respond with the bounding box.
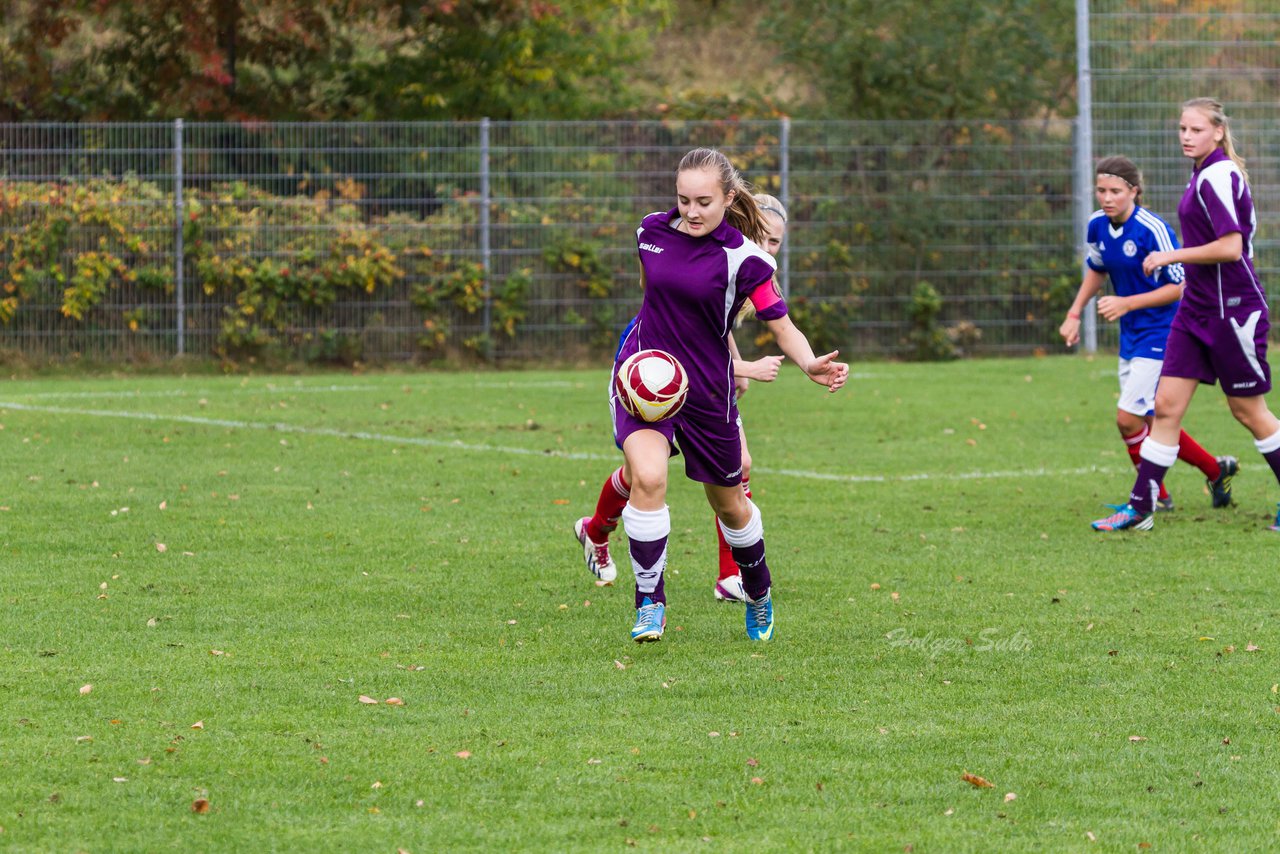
[734,375,751,398]
[1142,250,1174,277]
[805,350,849,393]
[1059,315,1080,346]
[738,355,785,383]
[1096,295,1130,322]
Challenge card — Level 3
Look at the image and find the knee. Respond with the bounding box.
[1115,412,1145,436]
[1228,397,1273,433]
[713,491,751,528]
[628,464,667,500]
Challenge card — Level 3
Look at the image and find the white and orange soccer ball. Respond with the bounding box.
[614,348,689,423]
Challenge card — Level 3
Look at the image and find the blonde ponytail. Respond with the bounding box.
[676,147,769,246]
[1183,97,1249,183]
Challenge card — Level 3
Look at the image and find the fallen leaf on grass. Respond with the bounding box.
[1004,792,1017,803]
[191,798,210,814]
[358,695,379,705]
[746,758,759,767]
[1128,735,1147,742]
[190,721,204,730]
[385,697,405,706]
[614,660,627,670]
[750,777,764,785]
[552,499,570,505]
[79,684,92,695]
[455,751,471,759]
[112,777,128,783]
[961,772,994,788]
[1246,644,1261,652]
[155,543,167,553]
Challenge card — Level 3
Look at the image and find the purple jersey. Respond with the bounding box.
[1176,148,1265,316]
[620,208,781,421]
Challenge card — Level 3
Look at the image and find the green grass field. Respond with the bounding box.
[4,355,1280,852]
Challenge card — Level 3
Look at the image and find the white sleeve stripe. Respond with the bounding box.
[1197,162,1241,229]
[1134,209,1175,254]
[1132,210,1184,283]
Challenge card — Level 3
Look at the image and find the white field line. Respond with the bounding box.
[0,399,1120,485]
[10,384,385,400]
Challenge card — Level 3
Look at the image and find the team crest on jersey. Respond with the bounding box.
[1123,240,1137,257]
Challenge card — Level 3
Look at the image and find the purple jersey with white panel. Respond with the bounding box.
[1176,148,1265,316]
[1161,148,1271,395]
[620,208,782,422]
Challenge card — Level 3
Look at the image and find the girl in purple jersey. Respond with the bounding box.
[1060,156,1236,514]
[1093,99,1280,532]
[573,199,785,604]
[580,148,847,642]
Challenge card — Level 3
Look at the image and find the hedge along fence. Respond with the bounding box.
[0,177,515,365]
[0,119,1087,366]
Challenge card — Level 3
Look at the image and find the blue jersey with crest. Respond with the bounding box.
[1085,204,1185,360]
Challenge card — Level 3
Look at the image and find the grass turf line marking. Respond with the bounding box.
[0,399,1122,484]
[11,384,384,401]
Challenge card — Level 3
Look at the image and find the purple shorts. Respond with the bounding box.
[1161,302,1272,396]
[611,392,743,487]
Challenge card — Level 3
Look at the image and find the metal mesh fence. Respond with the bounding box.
[1090,0,1280,348]
[0,119,1078,364]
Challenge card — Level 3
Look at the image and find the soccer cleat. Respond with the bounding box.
[744,589,774,641]
[574,517,617,585]
[1208,455,1239,508]
[1091,503,1154,532]
[1268,504,1280,532]
[1156,496,1175,513]
[631,597,666,642]
[714,574,746,602]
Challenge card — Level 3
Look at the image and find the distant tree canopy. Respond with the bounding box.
[0,0,672,121]
[0,0,1078,122]
[762,0,1077,120]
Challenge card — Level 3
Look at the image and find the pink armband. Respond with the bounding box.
[748,279,788,320]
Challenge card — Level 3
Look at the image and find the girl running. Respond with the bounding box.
[578,148,847,641]
[1093,99,1280,532]
[574,198,786,602]
[1059,155,1236,514]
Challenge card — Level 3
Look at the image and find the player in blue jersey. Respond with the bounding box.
[578,147,847,643]
[1060,155,1236,515]
[1093,99,1280,532]
[711,193,789,603]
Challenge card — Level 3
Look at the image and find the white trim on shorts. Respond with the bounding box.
[1117,356,1163,417]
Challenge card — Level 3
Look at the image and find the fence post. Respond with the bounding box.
[174,118,185,357]
[779,116,791,300]
[1074,0,1097,353]
[480,117,493,362]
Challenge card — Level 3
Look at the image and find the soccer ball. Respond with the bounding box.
[615,348,689,423]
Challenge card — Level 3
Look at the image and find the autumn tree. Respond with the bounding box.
[0,0,672,121]
[761,0,1077,120]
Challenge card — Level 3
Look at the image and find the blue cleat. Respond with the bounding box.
[1091,503,1154,532]
[744,589,774,641]
[1268,503,1280,533]
[631,597,666,642]
[1208,456,1239,508]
